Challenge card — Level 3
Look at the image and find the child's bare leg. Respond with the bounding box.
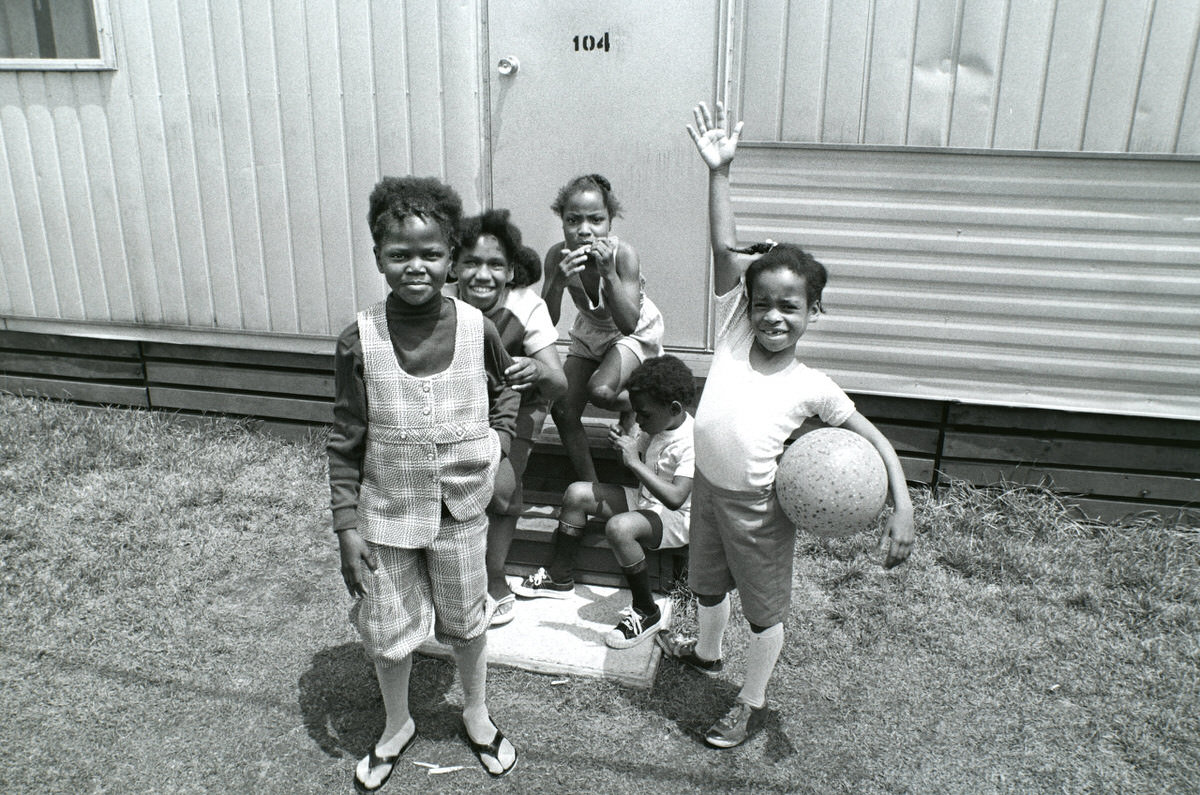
[373,656,415,752]
[553,356,600,482]
[549,481,626,583]
[485,512,518,600]
[605,511,659,616]
[587,345,640,429]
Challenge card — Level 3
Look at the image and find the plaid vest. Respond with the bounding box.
[357,298,499,547]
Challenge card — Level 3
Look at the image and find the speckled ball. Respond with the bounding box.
[775,427,888,537]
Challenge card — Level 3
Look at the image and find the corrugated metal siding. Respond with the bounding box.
[0,0,482,336]
[734,0,1200,154]
[733,146,1200,420]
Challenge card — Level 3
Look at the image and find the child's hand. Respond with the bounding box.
[338,528,376,597]
[559,237,617,279]
[879,507,915,569]
[687,101,743,171]
[608,423,640,466]
[587,236,619,277]
[558,245,592,278]
[505,356,540,391]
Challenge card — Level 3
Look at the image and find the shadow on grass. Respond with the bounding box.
[298,642,460,758]
[628,657,798,763]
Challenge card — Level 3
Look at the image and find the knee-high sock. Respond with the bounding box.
[548,522,583,583]
[453,634,489,724]
[737,623,784,709]
[695,596,730,661]
[621,558,656,616]
[374,656,414,754]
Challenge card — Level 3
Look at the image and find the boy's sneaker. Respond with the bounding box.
[605,606,664,649]
[512,568,574,599]
[704,700,764,749]
[656,633,724,675]
[487,593,515,628]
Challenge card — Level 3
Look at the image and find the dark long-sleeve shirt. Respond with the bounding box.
[327,294,519,532]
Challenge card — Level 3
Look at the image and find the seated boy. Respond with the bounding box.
[513,355,695,648]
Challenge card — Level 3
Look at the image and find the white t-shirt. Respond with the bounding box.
[633,413,695,519]
[694,283,855,491]
[501,286,560,356]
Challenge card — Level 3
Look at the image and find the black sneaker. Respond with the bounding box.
[512,567,575,599]
[605,606,664,649]
[656,633,724,675]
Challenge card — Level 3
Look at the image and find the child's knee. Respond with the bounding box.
[696,593,727,608]
[588,381,622,408]
[604,513,642,546]
[749,621,782,635]
[563,480,594,511]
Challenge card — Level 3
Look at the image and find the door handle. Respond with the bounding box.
[497,56,520,76]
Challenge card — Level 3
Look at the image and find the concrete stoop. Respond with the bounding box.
[418,577,672,689]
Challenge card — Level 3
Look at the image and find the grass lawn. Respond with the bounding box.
[0,394,1196,793]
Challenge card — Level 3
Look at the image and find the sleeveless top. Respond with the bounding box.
[357,298,500,547]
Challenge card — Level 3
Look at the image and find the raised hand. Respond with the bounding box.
[687,101,743,171]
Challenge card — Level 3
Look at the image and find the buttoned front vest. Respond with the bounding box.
[357,298,500,547]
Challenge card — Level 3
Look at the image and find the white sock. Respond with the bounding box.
[374,657,415,755]
[737,623,783,709]
[695,596,730,661]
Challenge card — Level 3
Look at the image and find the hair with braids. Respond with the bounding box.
[550,173,623,219]
[731,241,828,313]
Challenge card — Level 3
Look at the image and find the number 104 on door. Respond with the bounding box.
[572,32,610,52]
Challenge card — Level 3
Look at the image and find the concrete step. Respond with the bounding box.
[419,577,672,689]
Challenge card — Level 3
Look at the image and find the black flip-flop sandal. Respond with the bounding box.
[463,722,518,778]
[354,731,418,792]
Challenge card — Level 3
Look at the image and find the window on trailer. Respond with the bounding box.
[0,0,112,69]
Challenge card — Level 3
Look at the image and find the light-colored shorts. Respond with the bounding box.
[352,512,488,663]
[687,469,796,627]
[567,300,664,363]
[489,398,549,517]
[622,485,689,550]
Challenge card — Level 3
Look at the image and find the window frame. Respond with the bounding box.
[0,0,115,71]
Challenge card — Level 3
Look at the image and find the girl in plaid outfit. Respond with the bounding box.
[328,177,521,788]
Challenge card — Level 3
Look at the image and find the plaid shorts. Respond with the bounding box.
[352,511,488,663]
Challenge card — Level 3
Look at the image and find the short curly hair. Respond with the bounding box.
[512,245,542,288]
[367,176,463,249]
[460,209,523,270]
[625,355,696,408]
[550,173,623,219]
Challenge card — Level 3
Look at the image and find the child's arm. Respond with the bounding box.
[840,412,916,568]
[327,328,377,595]
[688,101,745,295]
[505,345,568,400]
[609,425,694,510]
[483,320,520,456]
[540,245,568,326]
[592,237,642,335]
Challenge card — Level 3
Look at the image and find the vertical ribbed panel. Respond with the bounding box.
[0,0,483,336]
[732,146,1200,419]
[734,0,1200,154]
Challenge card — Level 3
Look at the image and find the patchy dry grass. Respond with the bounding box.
[0,395,1196,794]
